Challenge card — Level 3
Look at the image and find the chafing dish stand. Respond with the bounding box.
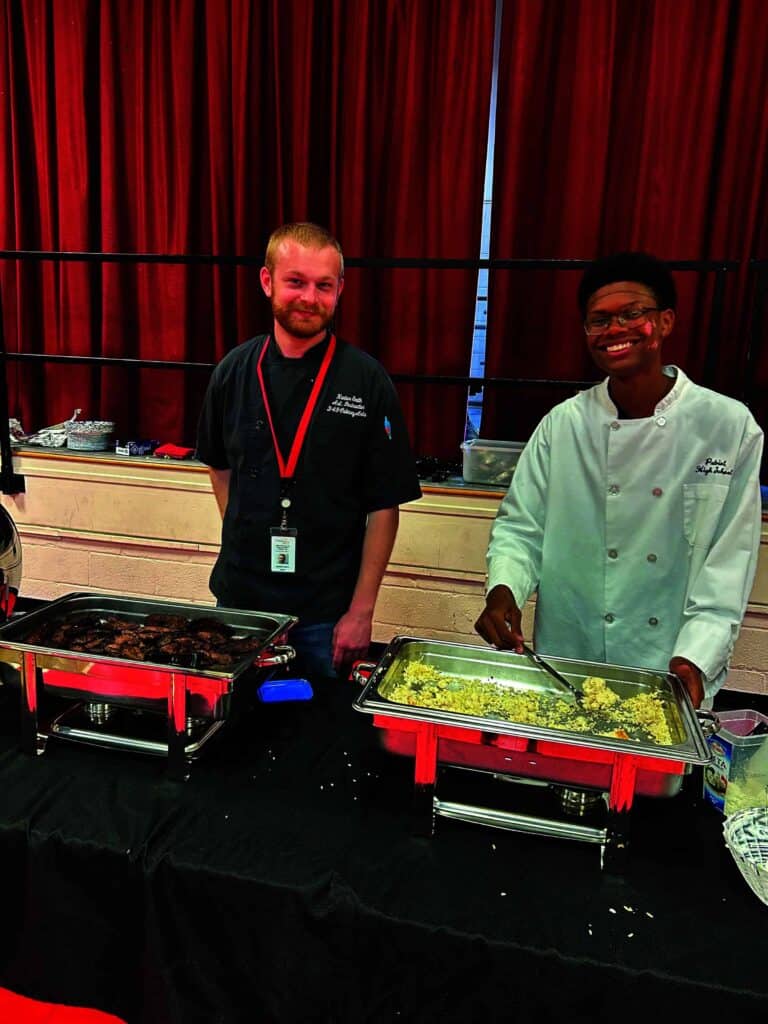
[354,637,713,871]
[2,593,296,782]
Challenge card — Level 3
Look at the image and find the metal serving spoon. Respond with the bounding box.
[521,642,584,705]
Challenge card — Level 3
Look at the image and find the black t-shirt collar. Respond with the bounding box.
[265,330,333,367]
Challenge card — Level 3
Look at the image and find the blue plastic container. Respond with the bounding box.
[257,678,314,703]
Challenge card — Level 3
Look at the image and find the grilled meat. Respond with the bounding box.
[49,625,80,646]
[189,617,232,637]
[68,632,115,653]
[224,636,264,656]
[198,648,239,667]
[144,613,189,630]
[109,631,148,648]
[156,636,199,655]
[18,609,263,670]
[103,642,147,661]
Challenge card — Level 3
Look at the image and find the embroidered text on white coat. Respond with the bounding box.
[695,457,733,477]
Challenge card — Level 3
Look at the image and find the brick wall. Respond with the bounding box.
[3,450,767,695]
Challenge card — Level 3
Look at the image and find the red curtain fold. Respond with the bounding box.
[327,1,496,457]
[1,0,765,459]
[0,0,495,457]
[704,0,768,450]
[482,0,768,443]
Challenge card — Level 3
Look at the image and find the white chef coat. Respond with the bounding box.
[486,367,764,698]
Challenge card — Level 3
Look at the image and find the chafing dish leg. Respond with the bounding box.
[20,651,45,756]
[601,755,638,871]
[602,808,630,873]
[412,725,439,836]
[608,754,638,814]
[167,671,190,781]
[412,783,436,837]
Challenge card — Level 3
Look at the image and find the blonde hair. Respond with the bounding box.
[264,222,344,278]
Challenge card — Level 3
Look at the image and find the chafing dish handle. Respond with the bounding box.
[695,709,720,739]
[351,661,376,685]
[254,645,296,668]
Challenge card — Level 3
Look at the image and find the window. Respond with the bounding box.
[466,0,502,441]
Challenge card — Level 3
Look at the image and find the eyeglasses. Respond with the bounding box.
[584,306,660,336]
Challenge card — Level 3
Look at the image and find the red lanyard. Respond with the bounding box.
[255,334,336,479]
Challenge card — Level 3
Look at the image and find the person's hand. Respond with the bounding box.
[475,585,523,652]
[332,609,373,671]
[669,656,705,708]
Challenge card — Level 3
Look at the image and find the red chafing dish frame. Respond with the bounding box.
[372,714,686,814]
[353,639,712,867]
[0,593,297,780]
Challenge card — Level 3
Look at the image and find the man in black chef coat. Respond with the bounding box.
[197,222,421,678]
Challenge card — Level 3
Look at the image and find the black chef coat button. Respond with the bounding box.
[647,553,657,562]
[648,617,659,626]
[604,613,615,623]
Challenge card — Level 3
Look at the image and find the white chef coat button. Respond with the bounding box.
[647,553,657,562]
[609,484,620,494]
[648,617,659,626]
[604,613,615,623]
[652,487,663,497]
[610,421,621,431]
[656,416,667,427]
[608,549,618,559]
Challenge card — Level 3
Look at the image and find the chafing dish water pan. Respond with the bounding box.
[353,637,712,866]
[0,593,297,779]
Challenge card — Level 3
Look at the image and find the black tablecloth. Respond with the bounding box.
[0,672,765,1024]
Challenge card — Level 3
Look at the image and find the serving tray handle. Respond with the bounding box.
[254,645,296,668]
[351,661,376,685]
[695,709,720,738]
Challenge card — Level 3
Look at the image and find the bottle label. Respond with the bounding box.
[703,736,732,813]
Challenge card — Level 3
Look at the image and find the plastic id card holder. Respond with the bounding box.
[270,527,297,573]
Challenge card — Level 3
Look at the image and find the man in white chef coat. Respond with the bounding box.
[475,252,763,708]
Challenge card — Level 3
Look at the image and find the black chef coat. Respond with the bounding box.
[196,333,422,622]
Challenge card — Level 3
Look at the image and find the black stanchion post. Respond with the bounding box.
[0,283,25,494]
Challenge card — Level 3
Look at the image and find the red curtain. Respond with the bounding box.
[0,0,495,456]
[482,0,768,442]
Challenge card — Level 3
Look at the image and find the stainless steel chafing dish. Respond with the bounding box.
[353,637,713,867]
[0,505,22,621]
[0,592,297,780]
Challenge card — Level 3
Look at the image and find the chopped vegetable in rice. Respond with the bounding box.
[386,663,672,745]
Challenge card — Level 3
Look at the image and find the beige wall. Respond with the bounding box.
[4,449,768,695]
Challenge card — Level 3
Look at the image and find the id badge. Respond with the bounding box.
[270,527,297,573]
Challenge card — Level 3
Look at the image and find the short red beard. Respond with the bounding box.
[271,299,335,339]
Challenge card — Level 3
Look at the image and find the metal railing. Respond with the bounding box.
[0,249,760,493]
